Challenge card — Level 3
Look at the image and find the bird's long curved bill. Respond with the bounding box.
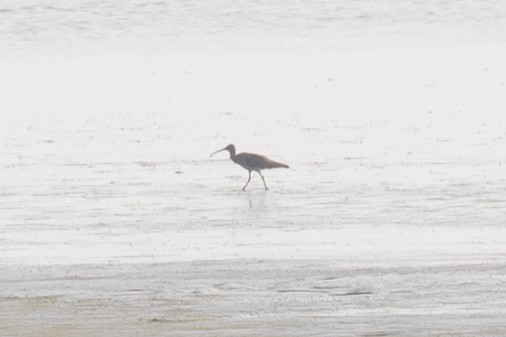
[210,148,226,157]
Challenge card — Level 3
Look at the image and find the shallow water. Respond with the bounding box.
[2,0,506,51]
[1,49,506,264]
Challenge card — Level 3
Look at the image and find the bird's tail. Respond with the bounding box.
[270,160,289,169]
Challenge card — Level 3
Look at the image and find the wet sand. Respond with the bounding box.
[2,259,506,337]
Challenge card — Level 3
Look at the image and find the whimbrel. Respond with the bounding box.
[210,144,289,191]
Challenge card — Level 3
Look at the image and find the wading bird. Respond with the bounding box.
[210,144,289,191]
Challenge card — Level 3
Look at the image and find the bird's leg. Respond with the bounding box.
[257,171,269,190]
[242,171,252,191]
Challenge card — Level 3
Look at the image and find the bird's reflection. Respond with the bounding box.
[245,190,269,213]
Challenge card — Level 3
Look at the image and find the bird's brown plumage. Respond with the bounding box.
[210,144,289,191]
[233,152,289,171]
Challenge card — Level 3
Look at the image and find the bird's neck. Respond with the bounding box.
[228,148,236,157]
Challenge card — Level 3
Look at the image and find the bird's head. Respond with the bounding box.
[210,144,236,157]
